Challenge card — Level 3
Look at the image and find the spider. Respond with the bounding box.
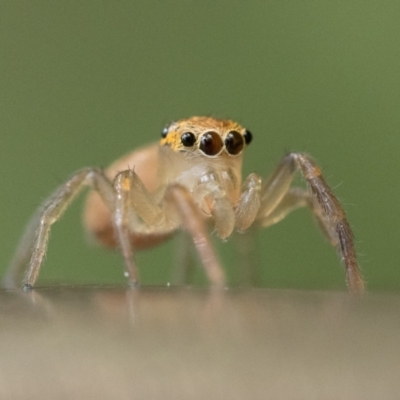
[3,116,365,294]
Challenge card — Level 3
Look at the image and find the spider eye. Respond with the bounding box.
[181,132,196,147]
[161,126,169,138]
[199,131,223,156]
[243,129,253,145]
[225,131,244,155]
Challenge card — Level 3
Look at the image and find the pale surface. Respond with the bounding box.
[0,286,399,399]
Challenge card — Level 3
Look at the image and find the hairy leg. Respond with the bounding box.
[255,153,364,294]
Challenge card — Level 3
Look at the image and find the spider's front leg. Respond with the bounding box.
[237,153,365,294]
[165,185,227,287]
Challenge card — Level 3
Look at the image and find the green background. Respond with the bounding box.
[1,1,398,291]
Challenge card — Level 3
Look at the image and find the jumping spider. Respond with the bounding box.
[4,116,365,294]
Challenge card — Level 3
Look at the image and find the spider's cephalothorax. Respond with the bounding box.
[4,116,365,294]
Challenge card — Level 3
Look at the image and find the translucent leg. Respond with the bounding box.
[165,185,226,288]
[255,153,364,294]
[3,168,114,289]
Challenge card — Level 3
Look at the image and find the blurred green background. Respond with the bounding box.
[0,1,398,291]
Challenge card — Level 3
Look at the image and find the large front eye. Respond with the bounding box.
[199,131,223,156]
[225,131,244,155]
[181,132,196,147]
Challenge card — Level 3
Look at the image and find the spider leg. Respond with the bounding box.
[255,153,365,295]
[258,187,309,228]
[172,232,197,285]
[112,171,141,285]
[111,169,173,285]
[3,168,114,289]
[233,229,261,286]
[259,187,340,247]
[165,185,226,288]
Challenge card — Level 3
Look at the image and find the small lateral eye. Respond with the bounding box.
[181,132,196,147]
[199,131,223,156]
[225,131,244,155]
[243,129,253,145]
[161,126,169,138]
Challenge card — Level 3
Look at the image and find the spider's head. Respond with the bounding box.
[160,116,252,158]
